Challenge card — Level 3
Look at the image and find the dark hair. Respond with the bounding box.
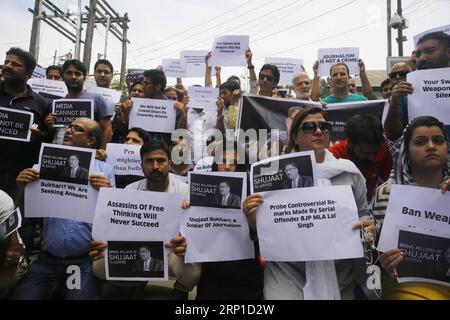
[140,140,171,160]
[128,127,151,144]
[211,141,248,173]
[88,123,103,149]
[219,80,241,92]
[417,31,450,49]
[259,64,280,84]
[227,75,241,85]
[218,181,231,188]
[46,65,63,77]
[94,59,114,73]
[164,86,184,101]
[284,161,298,169]
[143,69,167,92]
[129,80,143,94]
[346,114,384,146]
[404,116,448,154]
[68,154,80,160]
[380,78,391,89]
[6,48,37,74]
[287,106,327,153]
[62,59,87,77]
[330,63,350,76]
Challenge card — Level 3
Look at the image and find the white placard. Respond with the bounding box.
[32,65,46,79]
[180,50,209,78]
[209,35,249,67]
[162,59,186,78]
[105,143,143,177]
[256,185,363,261]
[92,188,184,241]
[378,185,450,251]
[264,57,304,84]
[24,144,98,223]
[0,207,22,239]
[407,68,450,124]
[84,86,122,116]
[129,98,177,133]
[0,107,34,142]
[318,47,359,77]
[414,24,450,48]
[27,78,68,100]
[187,86,219,110]
[52,99,94,127]
[184,172,253,263]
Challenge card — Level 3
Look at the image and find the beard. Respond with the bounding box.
[146,169,166,183]
[349,149,373,167]
[65,80,84,91]
[2,67,27,86]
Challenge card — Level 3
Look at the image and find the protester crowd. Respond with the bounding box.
[0,29,449,300]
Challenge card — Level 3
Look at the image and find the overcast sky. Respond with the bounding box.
[1,0,449,86]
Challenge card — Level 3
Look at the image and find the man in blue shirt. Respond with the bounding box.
[11,117,115,300]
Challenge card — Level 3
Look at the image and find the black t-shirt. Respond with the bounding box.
[0,83,51,170]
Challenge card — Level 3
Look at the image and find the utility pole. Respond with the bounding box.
[387,0,392,57]
[103,15,110,59]
[29,0,43,59]
[120,13,129,86]
[397,0,403,56]
[53,49,57,65]
[83,0,97,73]
[74,0,82,59]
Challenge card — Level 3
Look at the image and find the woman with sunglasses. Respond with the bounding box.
[243,106,376,300]
[373,116,450,300]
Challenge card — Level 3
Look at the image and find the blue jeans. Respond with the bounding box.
[10,252,102,300]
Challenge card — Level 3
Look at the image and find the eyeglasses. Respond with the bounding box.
[388,71,409,79]
[259,74,274,81]
[300,121,331,134]
[95,70,112,75]
[67,124,87,133]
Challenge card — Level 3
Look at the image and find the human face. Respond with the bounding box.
[330,65,349,91]
[2,54,29,85]
[63,65,85,91]
[165,90,178,101]
[349,142,380,166]
[217,149,238,172]
[259,69,277,94]
[141,149,170,183]
[139,247,151,260]
[408,126,448,170]
[68,156,79,168]
[348,78,356,93]
[218,182,230,196]
[219,88,233,106]
[94,63,113,88]
[63,118,94,148]
[142,76,159,98]
[416,39,449,70]
[130,83,144,98]
[389,63,412,87]
[294,113,330,153]
[293,75,311,99]
[124,131,144,146]
[284,164,299,180]
[381,83,392,99]
[47,69,63,81]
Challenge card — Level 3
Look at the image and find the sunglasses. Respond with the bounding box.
[259,74,274,81]
[300,121,331,134]
[388,71,409,79]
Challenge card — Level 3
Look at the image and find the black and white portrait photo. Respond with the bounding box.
[190,173,245,210]
[107,241,165,280]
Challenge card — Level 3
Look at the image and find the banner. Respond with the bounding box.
[0,207,22,239]
[31,65,46,79]
[187,86,219,110]
[264,57,303,85]
[84,86,122,117]
[407,68,450,124]
[184,172,253,263]
[24,144,98,223]
[255,185,363,261]
[52,99,93,127]
[127,69,145,82]
[378,185,450,251]
[0,107,34,142]
[162,59,186,78]
[28,78,68,102]
[180,50,209,78]
[237,95,387,144]
[105,143,143,176]
[129,98,177,133]
[318,47,359,77]
[209,35,249,67]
